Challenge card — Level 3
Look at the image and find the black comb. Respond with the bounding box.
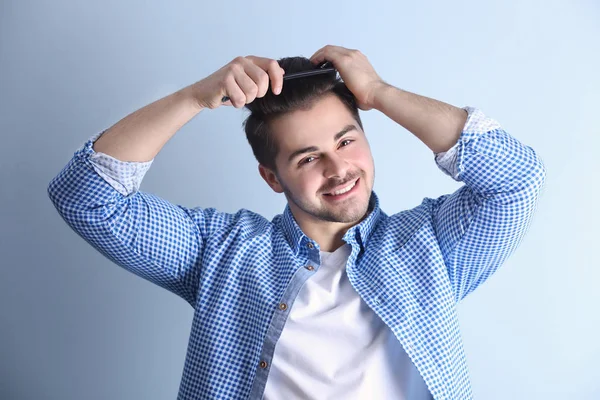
[221,61,336,103]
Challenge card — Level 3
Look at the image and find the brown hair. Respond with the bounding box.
[243,57,363,172]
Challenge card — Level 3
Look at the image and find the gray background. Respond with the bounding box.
[1,0,598,398]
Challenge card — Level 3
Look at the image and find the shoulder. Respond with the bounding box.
[375,197,439,253]
[183,206,274,239]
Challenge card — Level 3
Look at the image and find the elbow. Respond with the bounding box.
[47,173,75,225]
[47,173,62,210]
[530,151,547,195]
[512,151,546,208]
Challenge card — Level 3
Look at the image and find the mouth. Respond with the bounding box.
[322,178,360,201]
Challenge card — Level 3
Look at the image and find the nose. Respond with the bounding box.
[323,153,350,180]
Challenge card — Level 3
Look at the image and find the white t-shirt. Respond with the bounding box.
[263,243,432,399]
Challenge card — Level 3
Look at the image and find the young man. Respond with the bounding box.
[48,45,546,399]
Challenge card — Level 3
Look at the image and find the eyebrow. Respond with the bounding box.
[287,124,358,163]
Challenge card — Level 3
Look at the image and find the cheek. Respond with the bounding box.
[295,170,324,194]
[280,168,317,193]
[350,146,373,170]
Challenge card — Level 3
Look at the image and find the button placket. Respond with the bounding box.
[249,252,322,399]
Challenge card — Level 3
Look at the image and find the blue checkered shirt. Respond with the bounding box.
[48,107,546,399]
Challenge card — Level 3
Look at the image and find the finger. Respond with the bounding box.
[247,56,285,95]
[310,45,339,63]
[309,50,323,65]
[265,59,284,95]
[244,62,271,98]
[246,55,283,74]
[309,44,329,62]
[246,55,272,66]
[311,45,352,65]
[223,75,247,108]
[310,49,335,66]
[234,70,259,104]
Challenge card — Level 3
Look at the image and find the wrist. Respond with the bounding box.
[370,81,394,111]
[182,82,205,112]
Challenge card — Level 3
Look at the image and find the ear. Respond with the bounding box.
[258,164,284,193]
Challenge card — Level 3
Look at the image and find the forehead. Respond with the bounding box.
[270,94,360,154]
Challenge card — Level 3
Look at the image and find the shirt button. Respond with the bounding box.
[305,265,314,271]
[307,243,314,249]
[278,303,288,311]
[259,360,268,369]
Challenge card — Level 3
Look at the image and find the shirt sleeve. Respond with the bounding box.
[83,129,154,196]
[427,107,546,302]
[433,106,503,180]
[47,130,240,307]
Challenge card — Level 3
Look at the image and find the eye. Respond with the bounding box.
[299,156,316,166]
[340,139,353,147]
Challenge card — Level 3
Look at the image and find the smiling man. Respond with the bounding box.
[260,94,375,251]
[48,45,546,399]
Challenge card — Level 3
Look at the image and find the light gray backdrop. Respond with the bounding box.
[1,0,598,399]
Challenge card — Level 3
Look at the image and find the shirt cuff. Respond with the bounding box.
[78,130,154,197]
[434,106,502,180]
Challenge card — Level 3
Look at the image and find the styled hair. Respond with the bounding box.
[243,57,363,172]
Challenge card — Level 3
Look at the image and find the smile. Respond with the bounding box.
[323,178,360,198]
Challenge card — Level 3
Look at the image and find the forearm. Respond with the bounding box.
[372,84,467,153]
[93,84,204,162]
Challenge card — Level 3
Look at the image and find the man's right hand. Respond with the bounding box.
[192,56,285,110]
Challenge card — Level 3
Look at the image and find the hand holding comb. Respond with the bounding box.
[221,61,336,103]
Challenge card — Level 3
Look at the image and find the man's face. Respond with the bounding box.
[260,93,375,225]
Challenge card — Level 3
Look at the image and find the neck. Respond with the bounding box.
[290,207,368,253]
[303,221,351,252]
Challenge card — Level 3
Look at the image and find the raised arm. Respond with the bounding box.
[371,83,546,301]
[426,108,546,301]
[310,45,546,302]
[48,56,285,306]
[94,56,286,162]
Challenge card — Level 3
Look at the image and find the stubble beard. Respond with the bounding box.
[280,172,373,224]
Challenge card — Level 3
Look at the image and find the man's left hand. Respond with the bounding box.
[310,45,387,111]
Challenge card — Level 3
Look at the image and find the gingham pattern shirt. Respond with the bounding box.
[47,107,546,399]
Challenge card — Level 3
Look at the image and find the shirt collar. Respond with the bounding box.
[281,190,383,255]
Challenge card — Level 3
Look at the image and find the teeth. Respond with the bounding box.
[328,180,357,196]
